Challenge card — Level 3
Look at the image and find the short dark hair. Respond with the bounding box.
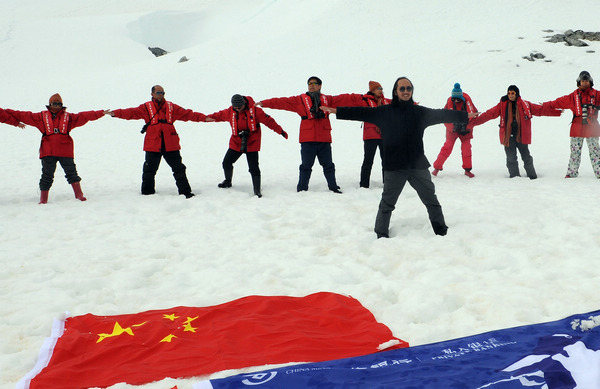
[307,76,322,85]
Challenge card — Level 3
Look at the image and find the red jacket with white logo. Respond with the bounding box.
[470,96,560,145]
[261,93,363,143]
[7,108,104,158]
[362,93,391,140]
[112,99,206,152]
[442,93,478,140]
[207,96,284,153]
[543,87,600,138]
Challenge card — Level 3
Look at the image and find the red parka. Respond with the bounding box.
[543,87,600,138]
[442,93,478,140]
[206,96,284,153]
[0,108,21,127]
[470,96,560,145]
[111,99,206,152]
[7,108,104,158]
[260,93,363,143]
[362,93,391,140]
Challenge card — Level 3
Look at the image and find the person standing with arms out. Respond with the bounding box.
[256,76,363,193]
[471,85,561,179]
[107,85,207,198]
[542,70,600,178]
[205,94,288,198]
[359,81,391,188]
[321,77,478,238]
[432,83,478,178]
[6,94,107,204]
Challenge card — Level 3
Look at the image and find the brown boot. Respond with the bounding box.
[39,190,49,204]
[71,182,87,201]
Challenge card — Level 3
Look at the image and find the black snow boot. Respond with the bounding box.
[252,175,262,198]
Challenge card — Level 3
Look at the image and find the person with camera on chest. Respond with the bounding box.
[205,94,288,198]
[542,70,600,178]
[432,83,479,178]
[470,85,561,179]
[107,85,207,198]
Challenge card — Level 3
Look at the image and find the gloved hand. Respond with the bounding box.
[459,129,470,136]
[281,130,288,139]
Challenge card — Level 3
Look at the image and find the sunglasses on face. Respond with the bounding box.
[452,98,462,102]
[398,86,413,92]
[308,82,320,86]
[154,91,165,95]
[50,102,63,107]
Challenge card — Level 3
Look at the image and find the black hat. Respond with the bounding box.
[307,76,322,85]
[231,94,246,108]
[507,85,520,98]
[577,71,594,87]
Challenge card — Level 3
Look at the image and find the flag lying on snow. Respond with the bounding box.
[17,292,406,389]
[193,309,600,389]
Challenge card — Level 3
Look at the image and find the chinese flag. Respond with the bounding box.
[22,292,407,389]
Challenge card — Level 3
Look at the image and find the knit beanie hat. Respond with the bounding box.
[231,94,246,108]
[577,71,594,87]
[369,81,382,92]
[49,93,62,105]
[507,85,520,98]
[451,83,464,100]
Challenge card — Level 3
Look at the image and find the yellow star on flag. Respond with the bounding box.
[163,313,180,321]
[160,334,178,343]
[97,321,146,343]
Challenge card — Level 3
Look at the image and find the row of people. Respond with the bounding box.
[430,71,600,180]
[1,72,597,239]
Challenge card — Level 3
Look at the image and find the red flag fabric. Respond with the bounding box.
[20,292,407,389]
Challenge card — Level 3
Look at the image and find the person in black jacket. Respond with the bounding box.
[321,77,479,238]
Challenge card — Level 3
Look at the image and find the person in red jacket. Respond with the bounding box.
[470,85,561,179]
[205,94,288,198]
[6,94,107,204]
[542,71,600,178]
[107,85,207,198]
[359,81,391,188]
[256,76,363,193]
[432,83,479,178]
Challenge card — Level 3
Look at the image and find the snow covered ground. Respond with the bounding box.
[1,1,600,388]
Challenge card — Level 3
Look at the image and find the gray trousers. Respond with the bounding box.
[505,135,536,178]
[374,169,446,237]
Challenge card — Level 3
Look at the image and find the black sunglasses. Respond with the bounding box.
[155,91,165,95]
[398,86,413,92]
[50,102,63,107]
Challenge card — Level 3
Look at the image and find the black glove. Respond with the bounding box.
[281,130,288,139]
[459,128,470,136]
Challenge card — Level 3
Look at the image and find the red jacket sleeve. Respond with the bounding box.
[5,109,45,132]
[529,102,561,117]
[256,107,284,135]
[172,104,206,122]
[111,104,150,121]
[544,94,573,111]
[206,108,231,122]
[260,96,305,116]
[0,108,21,127]
[66,110,105,130]
[329,93,365,108]
[469,102,501,127]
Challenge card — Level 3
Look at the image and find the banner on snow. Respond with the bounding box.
[16,292,406,389]
[193,309,600,389]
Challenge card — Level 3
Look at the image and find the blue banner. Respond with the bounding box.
[193,309,600,389]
